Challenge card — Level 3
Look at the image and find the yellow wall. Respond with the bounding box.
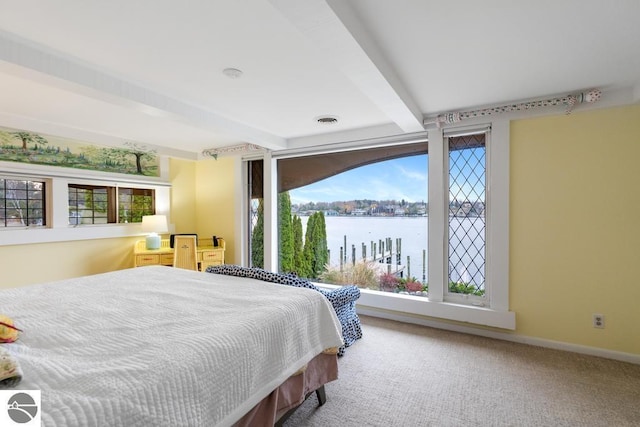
[169,157,197,233]
[510,104,640,355]
[194,157,237,264]
[167,156,236,262]
[0,237,138,288]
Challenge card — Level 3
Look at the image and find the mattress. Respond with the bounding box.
[0,266,344,426]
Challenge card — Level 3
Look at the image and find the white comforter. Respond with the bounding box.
[0,266,344,426]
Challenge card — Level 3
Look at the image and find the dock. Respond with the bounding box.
[333,236,426,282]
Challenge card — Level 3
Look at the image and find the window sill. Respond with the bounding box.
[316,283,516,330]
[0,224,148,246]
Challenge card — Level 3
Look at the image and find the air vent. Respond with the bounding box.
[222,68,243,79]
[316,115,339,124]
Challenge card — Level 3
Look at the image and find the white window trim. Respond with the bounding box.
[422,119,512,328]
[441,124,491,306]
[0,159,171,246]
[237,121,514,330]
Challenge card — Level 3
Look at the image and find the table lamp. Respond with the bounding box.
[141,215,168,250]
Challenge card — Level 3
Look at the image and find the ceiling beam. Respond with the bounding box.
[269,0,424,133]
[0,30,287,150]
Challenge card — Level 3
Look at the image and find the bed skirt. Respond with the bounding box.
[233,352,338,426]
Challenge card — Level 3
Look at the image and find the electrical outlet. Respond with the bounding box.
[593,313,605,329]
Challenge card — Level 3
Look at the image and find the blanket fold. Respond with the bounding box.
[0,346,22,387]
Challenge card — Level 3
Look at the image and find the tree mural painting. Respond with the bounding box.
[10,132,48,151]
[124,142,157,174]
[0,126,159,176]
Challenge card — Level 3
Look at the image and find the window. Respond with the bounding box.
[68,184,110,225]
[118,188,155,223]
[447,133,486,302]
[0,177,46,227]
[280,151,428,290]
[246,121,513,329]
[68,184,155,225]
[1,160,170,247]
[248,160,264,267]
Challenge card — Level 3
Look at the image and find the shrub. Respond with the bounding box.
[379,272,400,292]
[405,279,424,293]
[319,261,379,288]
[448,281,485,296]
[350,261,378,287]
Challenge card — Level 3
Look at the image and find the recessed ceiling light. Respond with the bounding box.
[222,68,243,79]
[316,115,339,124]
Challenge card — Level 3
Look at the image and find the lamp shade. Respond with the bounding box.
[141,215,168,233]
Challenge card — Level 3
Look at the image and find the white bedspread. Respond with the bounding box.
[0,266,344,426]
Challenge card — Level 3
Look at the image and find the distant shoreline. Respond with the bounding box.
[295,212,485,218]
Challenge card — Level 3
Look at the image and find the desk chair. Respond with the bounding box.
[173,235,198,270]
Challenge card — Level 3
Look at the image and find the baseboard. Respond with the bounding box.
[357,306,640,365]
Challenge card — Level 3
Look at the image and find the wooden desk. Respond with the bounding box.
[134,238,225,271]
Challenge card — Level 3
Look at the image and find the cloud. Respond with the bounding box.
[394,164,427,182]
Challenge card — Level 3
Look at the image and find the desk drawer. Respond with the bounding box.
[160,254,174,265]
[136,254,159,266]
[201,250,223,261]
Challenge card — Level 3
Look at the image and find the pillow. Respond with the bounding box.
[0,315,21,343]
[0,345,22,387]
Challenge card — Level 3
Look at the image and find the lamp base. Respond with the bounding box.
[146,234,161,250]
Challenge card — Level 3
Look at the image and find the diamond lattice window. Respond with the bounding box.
[448,134,486,296]
[249,160,264,268]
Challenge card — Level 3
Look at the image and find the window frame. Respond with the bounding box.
[67,184,156,225]
[444,127,489,306]
[0,175,47,228]
[0,159,171,246]
[68,184,113,225]
[239,120,514,329]
[425,121,510,321]
[118,187,155,224]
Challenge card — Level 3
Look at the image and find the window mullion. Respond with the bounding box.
[107,187,117,223]
[263,151,278,272]
[52,178,70,228]
[487,120,510,311]
[427,129,445,302]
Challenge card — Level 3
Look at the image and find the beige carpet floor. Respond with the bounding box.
[284,315,640,426]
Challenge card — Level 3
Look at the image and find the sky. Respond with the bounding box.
[289,154,428,205]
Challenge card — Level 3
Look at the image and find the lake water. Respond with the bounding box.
[299,215,485,285]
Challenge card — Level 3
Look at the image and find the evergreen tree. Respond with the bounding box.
[251,199,264,268]
[303,213,317,277]
[278,192,294,273]
[292,215,310,277]
[303,211,329,278]
[314,211,328,272]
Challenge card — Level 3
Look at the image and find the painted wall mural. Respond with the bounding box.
[0,126,159,177]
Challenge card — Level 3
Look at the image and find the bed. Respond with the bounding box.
[0,266,344,426]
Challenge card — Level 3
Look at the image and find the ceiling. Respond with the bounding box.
[0,0,639,159]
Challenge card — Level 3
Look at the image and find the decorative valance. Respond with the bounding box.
[425,89,602,128]
[202,143,263,159]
